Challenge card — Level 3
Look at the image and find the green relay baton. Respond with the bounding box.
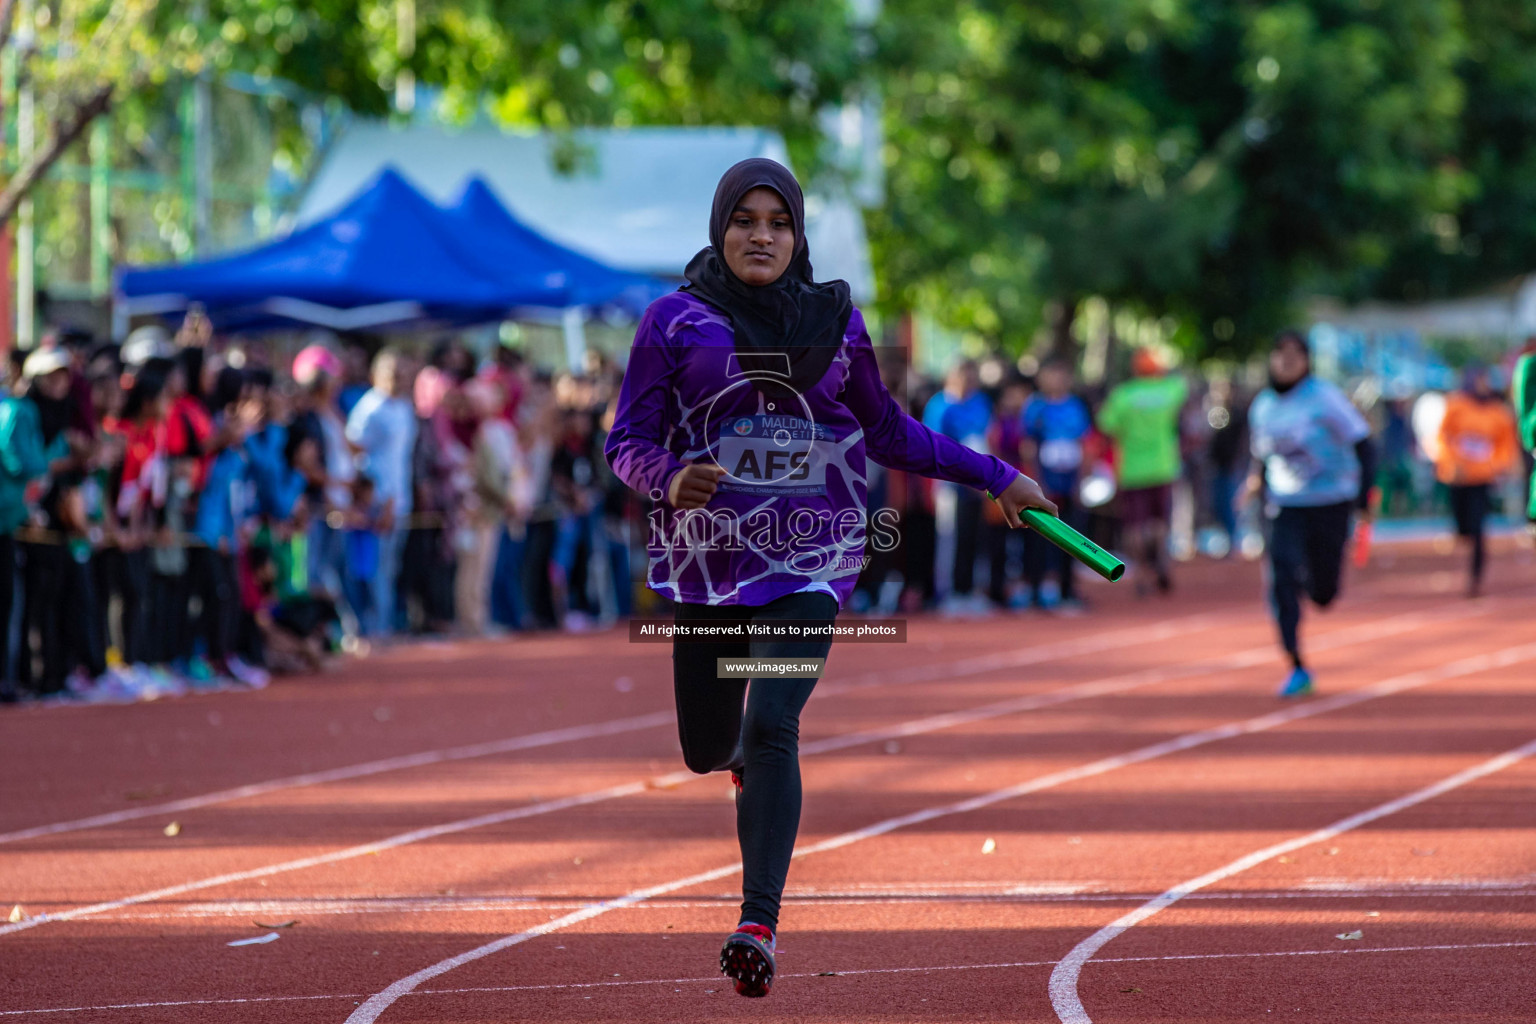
[1020,508,1126,582]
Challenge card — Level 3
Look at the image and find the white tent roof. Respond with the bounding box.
[1309,275,1536,342]
[296,123,875,303]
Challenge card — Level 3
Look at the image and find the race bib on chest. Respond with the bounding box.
[1039,438,1083,472]
[1452,434,1493,462]
[717,414,832,496]
[1260,420,1319,492]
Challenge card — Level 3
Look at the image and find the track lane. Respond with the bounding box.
[0,599,1489,934]
[3,552,1532,1023]
[0,610,1227,844]
[339,628,1536,1022]
[1050,741,1536,1023]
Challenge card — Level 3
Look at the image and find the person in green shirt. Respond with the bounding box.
[1514,349,1536,530]
[1097,348,1188,595]
[0,348,77,702]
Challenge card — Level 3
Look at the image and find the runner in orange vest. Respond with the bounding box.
[1435,365,1520,597]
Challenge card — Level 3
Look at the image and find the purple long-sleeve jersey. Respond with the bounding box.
[604,291,1019,607]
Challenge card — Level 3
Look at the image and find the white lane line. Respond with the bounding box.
[0,778,669,939]
[800,602,1483,758]
[1081,939,1536,967]
[423,938,1536,992]
[1048,734,1536,1024]
[0,612,1223,847]
[0,605,1465,940]
[8,940,1530,1017]
[90,881,1536,921]
[1296,878,1536,892]
[0,712,674,847]
[816,611,1224,698]
[92,884,1536,921]
[0,992,365,1017]
[344,640,1536,1023]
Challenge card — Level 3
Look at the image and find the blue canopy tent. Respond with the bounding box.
[115,169,573,332]
[440,178,670,317]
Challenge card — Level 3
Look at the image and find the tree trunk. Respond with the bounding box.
[1047,297,1079,366]
[1102,308,1122,386]
[0,0,19,60]
[0,83,115,228]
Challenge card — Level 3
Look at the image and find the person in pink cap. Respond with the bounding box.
[291,344,342,388]
[456,377,528,635]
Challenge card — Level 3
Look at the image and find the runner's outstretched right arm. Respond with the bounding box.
[838,313,1018,499]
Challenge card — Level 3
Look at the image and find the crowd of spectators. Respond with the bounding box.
[2,318,1528,705]
[865,344,1534,615]
[0,319,631,704]
[858,351,1196,615]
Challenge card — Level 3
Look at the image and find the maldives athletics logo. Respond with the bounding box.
[733,417,755,436]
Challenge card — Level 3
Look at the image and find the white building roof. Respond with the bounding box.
[296,123,875,303]
[1309,274,1536,342]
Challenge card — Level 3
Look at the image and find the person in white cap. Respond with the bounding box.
[0,348,79,701]
[120,325,175,370]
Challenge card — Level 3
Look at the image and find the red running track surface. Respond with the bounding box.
[2,540,1534,1023]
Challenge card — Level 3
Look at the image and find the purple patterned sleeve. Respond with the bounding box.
[839,322,1019,497]
[604,308,689,503]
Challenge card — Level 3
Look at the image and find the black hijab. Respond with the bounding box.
[683,158,852,399]
[1269,330,1310,395]
[28,387,70,446]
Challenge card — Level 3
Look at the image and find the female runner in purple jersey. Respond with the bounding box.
[604,158,1056,996]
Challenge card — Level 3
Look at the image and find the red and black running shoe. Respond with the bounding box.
[720,922,776,997]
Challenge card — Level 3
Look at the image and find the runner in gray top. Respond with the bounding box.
[1244,330,1375,698]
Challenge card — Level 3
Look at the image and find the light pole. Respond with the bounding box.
[192,0,212,253]
[14,0,32,348]
[395,0,415,116]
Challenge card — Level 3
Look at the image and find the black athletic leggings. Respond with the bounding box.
[1024,490,1080,603]
[672,590,837,931]
[150,569,191,666]
[0,534,15,698]
[1448,483,1491,587]
[22,542,67,692]
[99,548,153,666]
[1267,502,1352,669]
[188,548,237,664]
[951,487,983,596]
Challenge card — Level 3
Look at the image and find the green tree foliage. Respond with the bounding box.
[1371,0,1536,304]
[397,0,861,170]
[3,1,396,267]
[871,0,1468,360]
[872,0,1237,354]
[1,0,169,223]
[4,0,861,231]
[1194,0,1468,354]
[11,0,1517,357]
